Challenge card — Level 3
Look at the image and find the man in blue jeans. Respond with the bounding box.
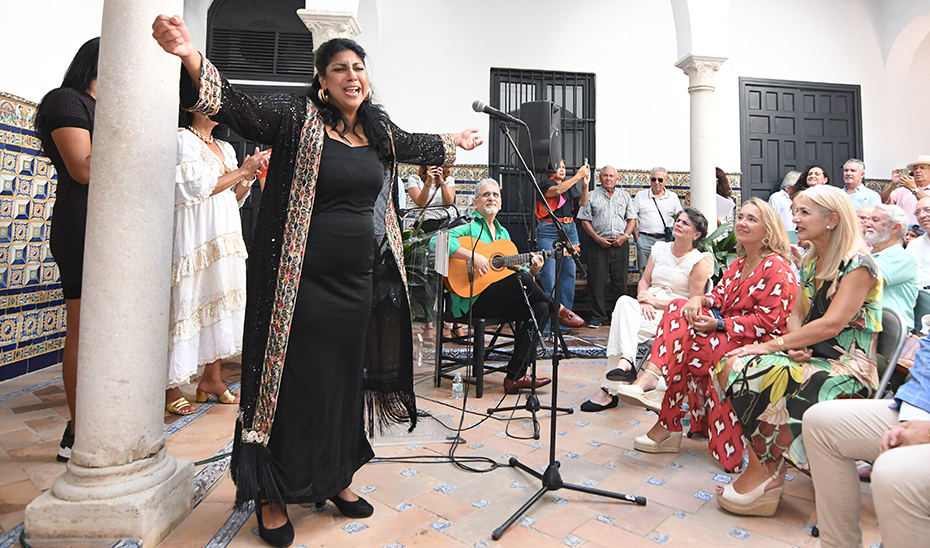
[536,159,588,333]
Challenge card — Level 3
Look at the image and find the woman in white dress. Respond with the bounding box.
[165,111,269,415]
[580,207,712,412]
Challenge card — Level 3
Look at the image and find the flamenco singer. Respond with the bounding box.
[153,15,482,547]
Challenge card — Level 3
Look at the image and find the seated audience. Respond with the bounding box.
[716,184,881,516]
[803,332,930,548]
[857,204,875,235]
[628,199,798,459]
[579,208,711,412]
[865,204,918,331]
[769,170,801,230]
[441,178,555,393]
[881,155,930,225]
[908,197,930,289]
[904,223,924,247]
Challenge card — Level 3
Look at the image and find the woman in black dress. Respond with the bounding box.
[34,37,100,463]
[153,15,482,547]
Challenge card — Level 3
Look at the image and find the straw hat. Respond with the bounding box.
[907,154,930,171]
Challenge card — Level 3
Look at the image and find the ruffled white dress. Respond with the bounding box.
[167,129,249,388]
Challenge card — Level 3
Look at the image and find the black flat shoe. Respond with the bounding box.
[329,494,374,519]
[605,357,638,383]
[580,388,619,412]
[255,500,294,548]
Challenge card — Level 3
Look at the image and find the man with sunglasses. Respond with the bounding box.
[632,167,683,271]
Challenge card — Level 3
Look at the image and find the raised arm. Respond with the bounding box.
[153,15,297,145]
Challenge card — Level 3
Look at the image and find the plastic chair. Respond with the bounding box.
[914,289,930,334]
[874,307,909,400]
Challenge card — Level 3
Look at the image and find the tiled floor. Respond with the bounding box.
[0,326,883,547]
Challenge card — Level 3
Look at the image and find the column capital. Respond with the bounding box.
[297,10,361,50]
[675,54,728,92]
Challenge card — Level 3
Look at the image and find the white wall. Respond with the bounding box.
[1,1,104,103]
[6,0,927,181]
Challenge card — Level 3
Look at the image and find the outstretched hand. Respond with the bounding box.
[455,129,483,151]
[152,15,196,59]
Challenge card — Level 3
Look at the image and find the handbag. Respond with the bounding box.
[652,196,675,242]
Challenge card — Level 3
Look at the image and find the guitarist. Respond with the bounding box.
[443,178,556,393]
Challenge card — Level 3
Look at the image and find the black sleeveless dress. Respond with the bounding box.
[265,134,385,502]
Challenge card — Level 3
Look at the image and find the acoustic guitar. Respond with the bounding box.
[445,237,560,298]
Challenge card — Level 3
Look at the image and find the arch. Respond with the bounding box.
[885,11,930,81]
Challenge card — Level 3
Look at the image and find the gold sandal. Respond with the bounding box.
[195,388,239,404]
[166,396,196,415]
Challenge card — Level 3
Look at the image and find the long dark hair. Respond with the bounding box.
[308,38,391,159]
[715,167,732,198]
[788,163,829,198]
[35,37,101,144]
[681,206,709,249]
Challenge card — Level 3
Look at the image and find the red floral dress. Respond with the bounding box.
[648,253,798,471]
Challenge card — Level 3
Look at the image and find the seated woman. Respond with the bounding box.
[714,185,881,517]
[629,198,798,452]
[580,207,711,412]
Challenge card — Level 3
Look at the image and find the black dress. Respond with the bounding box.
[35,87,94,299]
[265,134,385,502]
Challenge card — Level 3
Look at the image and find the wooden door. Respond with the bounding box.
[739,78,862,199]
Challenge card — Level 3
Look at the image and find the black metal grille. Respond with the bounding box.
[488,68,596,251]
[207,0,314,82]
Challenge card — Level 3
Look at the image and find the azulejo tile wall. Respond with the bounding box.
[0,92,64,382]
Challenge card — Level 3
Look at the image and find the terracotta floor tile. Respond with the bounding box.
[530,501,599,539]
[21,461,65,491]
[492,523,569,548]
[410,488,476,523]
[572,517,663,548]
[736,513,819,547]
[0,478,41,514]
[0,428,41,452]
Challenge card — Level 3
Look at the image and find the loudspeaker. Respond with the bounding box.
[518,101,562,173]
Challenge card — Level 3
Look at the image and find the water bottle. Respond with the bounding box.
[452,372,464,400]
[414,333,423,367]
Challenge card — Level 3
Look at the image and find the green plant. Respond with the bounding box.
[402,225,438,321]
[703,222,738,283]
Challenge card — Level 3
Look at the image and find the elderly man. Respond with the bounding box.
[882,155,930,225]
[803,331,930,548]
[577,166,636,327]
[443,178,554,393]
[842,158,881,210]
[908,196,930,290]
[857,204,875,236]
[632,167,682,270]
[865,204,919,331]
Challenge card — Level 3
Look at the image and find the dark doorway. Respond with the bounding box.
[206,0,313,249]
[739,78,863,199]
[488,69,596,252]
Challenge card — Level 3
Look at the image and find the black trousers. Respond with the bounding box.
[586,242,630,322]
[469,270,555,380]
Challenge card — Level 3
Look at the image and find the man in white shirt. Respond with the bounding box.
[842,158,881,210]
[908,197,930,290]
[632,167,682,271]
[882,155,930,225]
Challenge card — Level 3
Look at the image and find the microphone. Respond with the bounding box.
[472,100,526,126]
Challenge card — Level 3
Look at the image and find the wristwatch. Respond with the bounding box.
[716,318,725,332]
[912,188,920,196]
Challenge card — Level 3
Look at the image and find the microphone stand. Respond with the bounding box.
[490,121,646,542]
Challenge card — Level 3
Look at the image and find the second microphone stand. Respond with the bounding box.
[490,123,646,541]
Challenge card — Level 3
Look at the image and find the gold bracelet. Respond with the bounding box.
[776,336,787,352]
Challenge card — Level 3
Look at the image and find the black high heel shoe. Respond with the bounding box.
[255,500,294,548]
[326,494,374,518]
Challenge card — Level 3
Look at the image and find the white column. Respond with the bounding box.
[298,0,361,48]
[676,54,727,228]
[25,1,193,546]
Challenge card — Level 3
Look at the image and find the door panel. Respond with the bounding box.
[740,78,862,200]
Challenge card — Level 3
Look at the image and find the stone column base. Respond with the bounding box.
[24,458,194,547]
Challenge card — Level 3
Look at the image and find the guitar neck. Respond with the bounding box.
[490,249,556,269]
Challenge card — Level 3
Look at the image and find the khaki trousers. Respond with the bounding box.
[803,399,930,548]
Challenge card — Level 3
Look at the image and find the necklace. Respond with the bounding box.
[187,126,214,144]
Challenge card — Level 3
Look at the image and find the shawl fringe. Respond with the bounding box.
[231,421,287,510]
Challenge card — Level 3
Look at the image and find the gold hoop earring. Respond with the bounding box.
[318,88,329,104]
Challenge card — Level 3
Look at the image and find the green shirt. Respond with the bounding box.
[439,211,512,316]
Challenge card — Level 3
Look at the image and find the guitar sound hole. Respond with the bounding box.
[491,257,505,269]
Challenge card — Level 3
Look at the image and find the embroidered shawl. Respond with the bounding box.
[180,58,455,451]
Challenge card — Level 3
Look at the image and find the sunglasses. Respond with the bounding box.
[650,177,665,183]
